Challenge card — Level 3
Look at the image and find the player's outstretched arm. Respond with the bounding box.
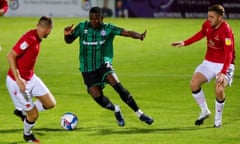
[64,24,77,44]
[171,41,184,48]
[121,30,147,41]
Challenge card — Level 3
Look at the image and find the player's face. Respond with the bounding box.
[38,25,52,39]
[207,11,222,28]
[89,13,103,29]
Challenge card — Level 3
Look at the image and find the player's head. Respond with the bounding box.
[207,4,225,28]
[37,16,53,39]
[89,7,103,29]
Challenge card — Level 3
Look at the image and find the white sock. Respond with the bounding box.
[215,100,224,122]
[24,119,35,136]
[34,100,45,112]
[114,105,120,112]
[192,89,209,112]
[135,109,143,117]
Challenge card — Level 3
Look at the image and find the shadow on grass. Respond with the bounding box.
[0,126,213,143]
[0,126,212,135]
[0,128,64,134]
[80,126,213,136]
[0,142,25,144]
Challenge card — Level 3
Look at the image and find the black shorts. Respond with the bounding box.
[82,63,114,89]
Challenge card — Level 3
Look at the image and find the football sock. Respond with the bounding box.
[24,119,35,136]
[114,105,120,112]
[34,100,46,112]
[192,88,209,112]
[215,99,225,122]
[135,109,144,117]
[113,83,139,112]
[94,95,115,111]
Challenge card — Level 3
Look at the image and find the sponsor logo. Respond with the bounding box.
[101,30,106,36]
[83,40,105,46]
[225,38,232,46]
[20,41,29,50]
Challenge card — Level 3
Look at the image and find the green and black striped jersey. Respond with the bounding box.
[72,21,123,72]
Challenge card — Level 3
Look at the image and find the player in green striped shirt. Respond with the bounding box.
[64,7,153,126]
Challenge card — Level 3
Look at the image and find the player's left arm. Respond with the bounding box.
[120,29,147,41]
[217,33,234,84]
[220,34,234,75]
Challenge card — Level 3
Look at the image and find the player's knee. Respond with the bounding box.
[26,111,39,122]
[44,98,56,110]
[190,79,201,92]
[94,95,115,111]
[45,102,56,109]
[113,83,130,102]
[215,86,224,96]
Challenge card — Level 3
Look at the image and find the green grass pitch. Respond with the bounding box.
[0,17,240,144]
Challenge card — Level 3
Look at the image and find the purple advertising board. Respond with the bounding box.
[126,0,240,18]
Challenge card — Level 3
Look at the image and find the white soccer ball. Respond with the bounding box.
[61,112,78,130]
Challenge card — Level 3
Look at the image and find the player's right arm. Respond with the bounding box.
[64,24,77,43]
[171,31,205,48]
[171,21,207,48]
[7,50,26,93]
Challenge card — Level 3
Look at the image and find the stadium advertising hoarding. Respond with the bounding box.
[5,0,240,18]
[6,0,95,17]
[126,0,240,18]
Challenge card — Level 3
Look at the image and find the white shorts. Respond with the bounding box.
[6,74,50,111]
[194,60,234,85]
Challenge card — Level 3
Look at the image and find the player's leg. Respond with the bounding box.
[24,75,55,142]
[106,73,153,125]
[89,85,115,111]
[23,106,40,143]
[190,72,211,125]
[35,92,56,111]
[82,69,125,126]
[6,76,26,121]
[214,67,233,128]
[31,75,56,112]
[214,78,227,128]
[88,85,125,126]
[6,78,40,142]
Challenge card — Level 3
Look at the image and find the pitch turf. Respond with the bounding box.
[0,17,240,144]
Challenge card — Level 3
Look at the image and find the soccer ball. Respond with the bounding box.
[61,112,78,130]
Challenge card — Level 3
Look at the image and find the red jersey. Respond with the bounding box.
[184,20,235,74]
[0,0,8,13]
[8,29,41,81]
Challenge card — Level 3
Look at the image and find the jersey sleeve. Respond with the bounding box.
[72,22,82,38]
[13,35,33,55]
[183,22,206,46]
[220,26,234,74]
[106,23,123,36]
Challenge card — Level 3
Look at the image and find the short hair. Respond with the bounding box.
[89,6,102,15]
[208,4,225,16]
[38,16,53,28]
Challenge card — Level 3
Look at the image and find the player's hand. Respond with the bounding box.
[140,30,147,41]
[216,73,226,85]
[171,41,184,48]
[64,24,74,35]
[16,77,26,93]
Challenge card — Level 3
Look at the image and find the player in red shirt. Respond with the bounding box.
[6,16,56,143]
[171,4,235,128]
[0,0,8,16]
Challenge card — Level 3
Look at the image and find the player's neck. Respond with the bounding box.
[213,20,223,29]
